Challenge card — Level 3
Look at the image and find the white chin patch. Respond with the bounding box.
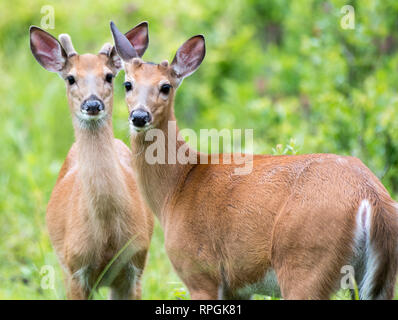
[129,123,153,134]
[76,111,107,130]
[78,110,106,122]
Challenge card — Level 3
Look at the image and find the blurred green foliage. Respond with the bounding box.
[1,0,398,299]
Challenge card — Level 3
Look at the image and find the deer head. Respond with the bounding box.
[30,25,146,130]
[110,21,205,132]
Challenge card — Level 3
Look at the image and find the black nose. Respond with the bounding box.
[81,97,104,116]
[130,109,152,128]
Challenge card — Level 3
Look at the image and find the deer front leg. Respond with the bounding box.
[109,277,141,300]
[66,275,89,300]
[109,263,143,300]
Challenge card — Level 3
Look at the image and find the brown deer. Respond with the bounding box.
[30,24,153,299]
[111,21,398,300]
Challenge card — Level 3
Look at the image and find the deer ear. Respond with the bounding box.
[30,26,67,72]
[171,35,205,84]
[108,46,122,73]
[99,43,122,74]
[124,21,149,58]
[110,21,149,62]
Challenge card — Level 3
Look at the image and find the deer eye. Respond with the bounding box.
[66,75,75,85]
[160,84,172,94]
[124,81,133,92]
[105,73,113,83]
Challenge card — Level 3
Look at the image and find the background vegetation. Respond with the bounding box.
[1,0,398,299]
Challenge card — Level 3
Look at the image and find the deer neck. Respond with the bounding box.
[73,116,129,221]
[130,109,196,223]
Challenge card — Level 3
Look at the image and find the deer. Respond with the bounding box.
[110,21,398,300]
[29,24,153,299]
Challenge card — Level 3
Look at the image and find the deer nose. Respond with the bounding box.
[81,96,104,116]
[130,109,152,128]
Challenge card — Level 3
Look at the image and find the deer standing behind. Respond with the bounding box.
[30,25,153,299]
[111,21,398,300]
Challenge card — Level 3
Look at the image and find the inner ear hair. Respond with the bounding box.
[58,34,77,57]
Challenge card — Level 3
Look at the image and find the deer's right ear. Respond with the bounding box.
[30,26,67,73]
[110,21,148,62]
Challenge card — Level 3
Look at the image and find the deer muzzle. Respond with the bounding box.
[130,108,152,128]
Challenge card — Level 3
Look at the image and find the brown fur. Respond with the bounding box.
[48,127,153,299]
[122,61,398,300]
[30,27,153,299]
[111,26,398,299]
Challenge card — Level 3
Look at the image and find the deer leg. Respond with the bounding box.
[131,276,142,299]
[271,202,355,300]
[109,262,143,300]
[66,275,89,300]
[109,275,143,300]
[184,276,219,300]
[190,289,218,300]
[273,258,340,300]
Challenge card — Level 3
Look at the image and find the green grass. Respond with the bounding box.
[0,219,186,299]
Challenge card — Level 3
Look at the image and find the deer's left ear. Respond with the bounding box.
[170,35,205,86]
[99,43,122,74]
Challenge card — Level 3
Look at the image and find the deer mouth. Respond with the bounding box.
[76,109,108,128]
[130,123,153,133]
[81,108,104,116]
[80,108,105,118]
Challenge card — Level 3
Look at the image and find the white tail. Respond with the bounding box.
[30,26,153,299]
[111,22,398,300]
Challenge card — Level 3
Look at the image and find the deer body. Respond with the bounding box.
[30,26,153,299]
[111,22,398,299]
[48,128,152,299]
[132,121,398,299]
